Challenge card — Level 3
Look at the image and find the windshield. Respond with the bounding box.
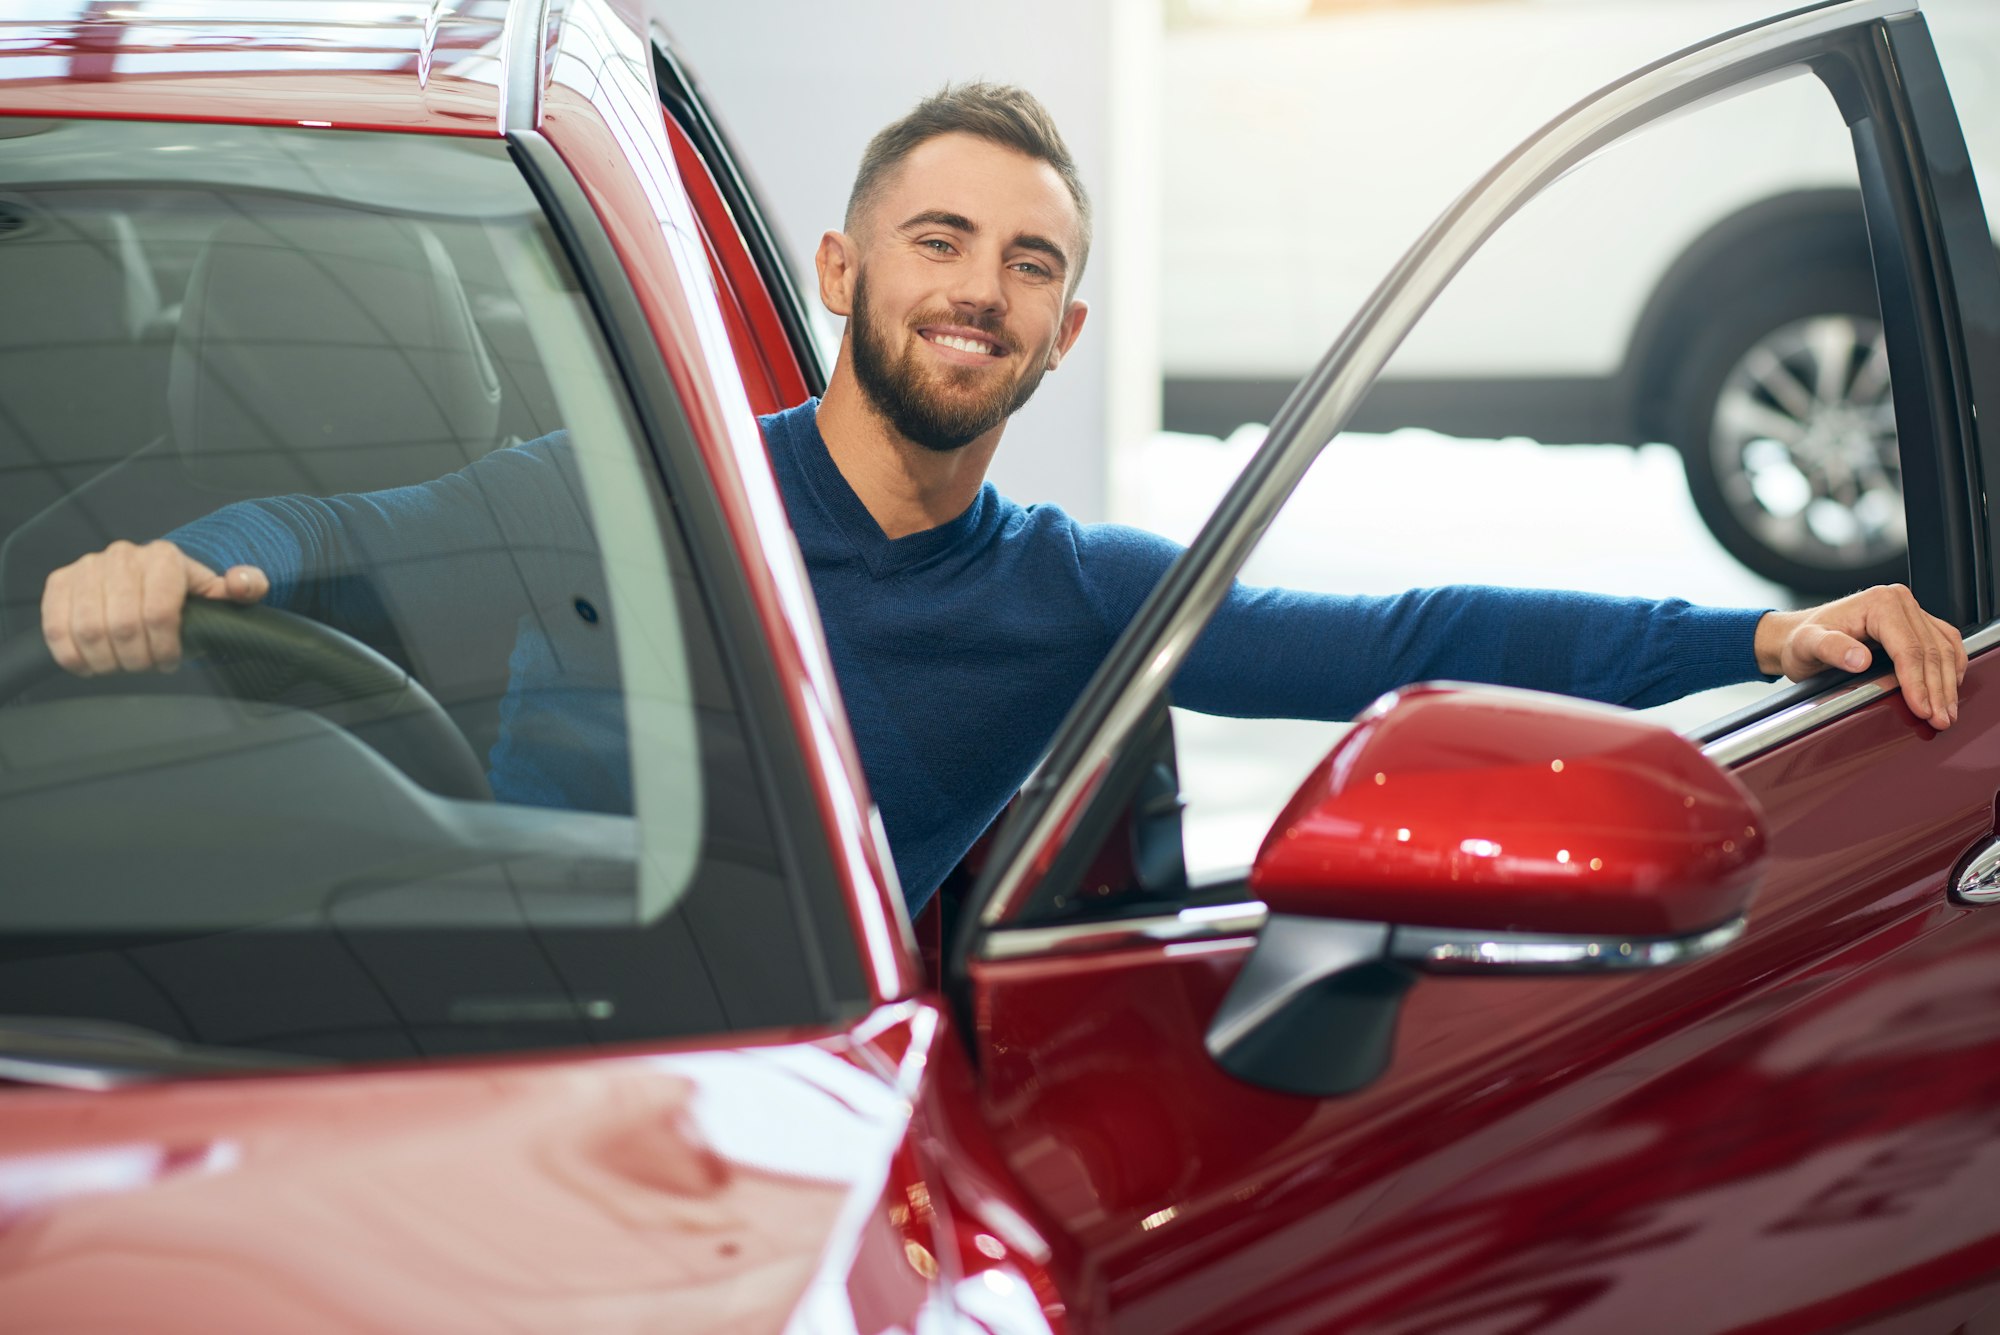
[0,118,864,1067]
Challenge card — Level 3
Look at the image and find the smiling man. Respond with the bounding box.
[40,83,1969,913]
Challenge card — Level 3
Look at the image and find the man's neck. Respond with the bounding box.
[815,367,1004,541]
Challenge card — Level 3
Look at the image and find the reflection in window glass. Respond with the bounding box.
[1157,70,1875,879]
[0,120,861,1062]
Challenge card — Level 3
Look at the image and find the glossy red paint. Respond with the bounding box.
[0,1011,935,1332]
[964,660,2000,1333]
[663,114,814,416]
[1250,684,1766,936]
[0,8,503,135]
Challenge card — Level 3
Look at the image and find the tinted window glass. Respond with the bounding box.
[0,119,862,1064]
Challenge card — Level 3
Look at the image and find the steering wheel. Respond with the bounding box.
[0,600,492,801]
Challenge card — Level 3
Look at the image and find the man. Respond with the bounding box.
[40,84,1968,912]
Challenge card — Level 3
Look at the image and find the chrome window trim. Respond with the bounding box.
[979,902,1269,962]
[978,901,1747,974]
[1704,618,2000,767]
[975,0,1913,930]
[1393,916,1747,972]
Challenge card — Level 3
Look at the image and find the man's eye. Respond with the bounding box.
[1013,261,1052,280]
[921,238,955,254]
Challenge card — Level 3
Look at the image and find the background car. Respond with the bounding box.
[1161,0,2000,595]
[1,2,1999,1333]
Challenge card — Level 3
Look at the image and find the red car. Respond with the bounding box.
[1,1,1998,1331]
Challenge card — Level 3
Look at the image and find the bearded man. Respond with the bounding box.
[39,83,1967,912]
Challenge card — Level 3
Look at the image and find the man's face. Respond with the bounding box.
[835,132,1087,452]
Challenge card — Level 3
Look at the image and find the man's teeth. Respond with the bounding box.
[931,333,996,355]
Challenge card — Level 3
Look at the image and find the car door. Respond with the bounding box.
[947,3,2000,1331]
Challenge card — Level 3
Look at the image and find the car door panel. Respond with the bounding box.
[963,656,2000,1333]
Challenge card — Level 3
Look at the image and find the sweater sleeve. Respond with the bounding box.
[1071,521,1770,720]
[169,431,587,650]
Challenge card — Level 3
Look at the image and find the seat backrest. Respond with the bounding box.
[0,197,172,546]
[2,207,506,638]
[168,211,502,496]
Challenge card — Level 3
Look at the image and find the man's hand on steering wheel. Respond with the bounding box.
[42,540,270,676]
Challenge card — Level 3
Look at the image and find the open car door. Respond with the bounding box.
[949,2,2000,1331]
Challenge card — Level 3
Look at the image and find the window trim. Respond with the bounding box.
[649,34,828,399]
[505,129,869,1016]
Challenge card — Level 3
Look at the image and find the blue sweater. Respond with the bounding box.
[175,401,1767,911]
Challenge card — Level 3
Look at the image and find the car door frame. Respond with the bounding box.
[956,0,2000,960]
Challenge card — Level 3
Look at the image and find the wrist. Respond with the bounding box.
[1753,608,1791,677]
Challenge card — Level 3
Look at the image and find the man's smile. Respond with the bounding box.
[918,324,1008,363]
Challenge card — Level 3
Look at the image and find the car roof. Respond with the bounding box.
[0,1,556,136]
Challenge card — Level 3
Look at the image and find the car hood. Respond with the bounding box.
[0,1010,933,1333]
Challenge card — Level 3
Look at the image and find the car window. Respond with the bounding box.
[1157,67,1881,881]
[0,119,863,1063]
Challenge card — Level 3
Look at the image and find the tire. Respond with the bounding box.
[1663,264,1906,597]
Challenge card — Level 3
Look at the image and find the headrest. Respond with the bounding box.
[170,212,501,496]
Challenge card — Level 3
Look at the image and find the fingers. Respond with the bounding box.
[226,565,270,604]
[1866,585,1958,728]
[1779,585,1968,731]
[189,562,270,605]
[1934,612,1969,683]
[41,561,89,675]
[1793,623,1871,676]
[39,540,235,677]
[136,544,188,671]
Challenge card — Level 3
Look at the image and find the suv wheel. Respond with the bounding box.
[1667,267,1905,597]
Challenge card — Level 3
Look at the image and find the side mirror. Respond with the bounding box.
[1208,684,1766,1097]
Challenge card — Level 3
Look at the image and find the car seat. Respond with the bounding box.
[0,208,518,757]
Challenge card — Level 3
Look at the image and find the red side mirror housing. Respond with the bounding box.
[1249,684,1766,938]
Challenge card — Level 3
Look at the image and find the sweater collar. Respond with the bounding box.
[774,399,992,576]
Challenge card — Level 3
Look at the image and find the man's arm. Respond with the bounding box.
[42,431,586,676]
[1172,582,1766,719]
[1073,523,1966,729]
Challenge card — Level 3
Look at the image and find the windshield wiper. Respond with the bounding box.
[0,1015,328,1090]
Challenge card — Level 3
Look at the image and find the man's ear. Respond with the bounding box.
[1045,298,1089,371]
[816,230,858,317]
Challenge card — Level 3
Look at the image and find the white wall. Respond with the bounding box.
[654,0,1161,523]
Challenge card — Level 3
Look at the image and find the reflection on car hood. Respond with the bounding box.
[0,1012,930,1333]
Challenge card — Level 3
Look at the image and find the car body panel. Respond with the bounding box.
[0,1009,929,1333]
[965,652,2000,1333]
[0,5,507,135]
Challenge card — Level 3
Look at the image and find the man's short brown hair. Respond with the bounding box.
[846,82,1092,286]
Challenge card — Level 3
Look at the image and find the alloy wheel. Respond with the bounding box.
[1707,313,1903,577]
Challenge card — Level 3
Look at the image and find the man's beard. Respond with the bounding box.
[847,272,1050,453]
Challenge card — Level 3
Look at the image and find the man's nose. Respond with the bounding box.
[945,255,1006,316]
